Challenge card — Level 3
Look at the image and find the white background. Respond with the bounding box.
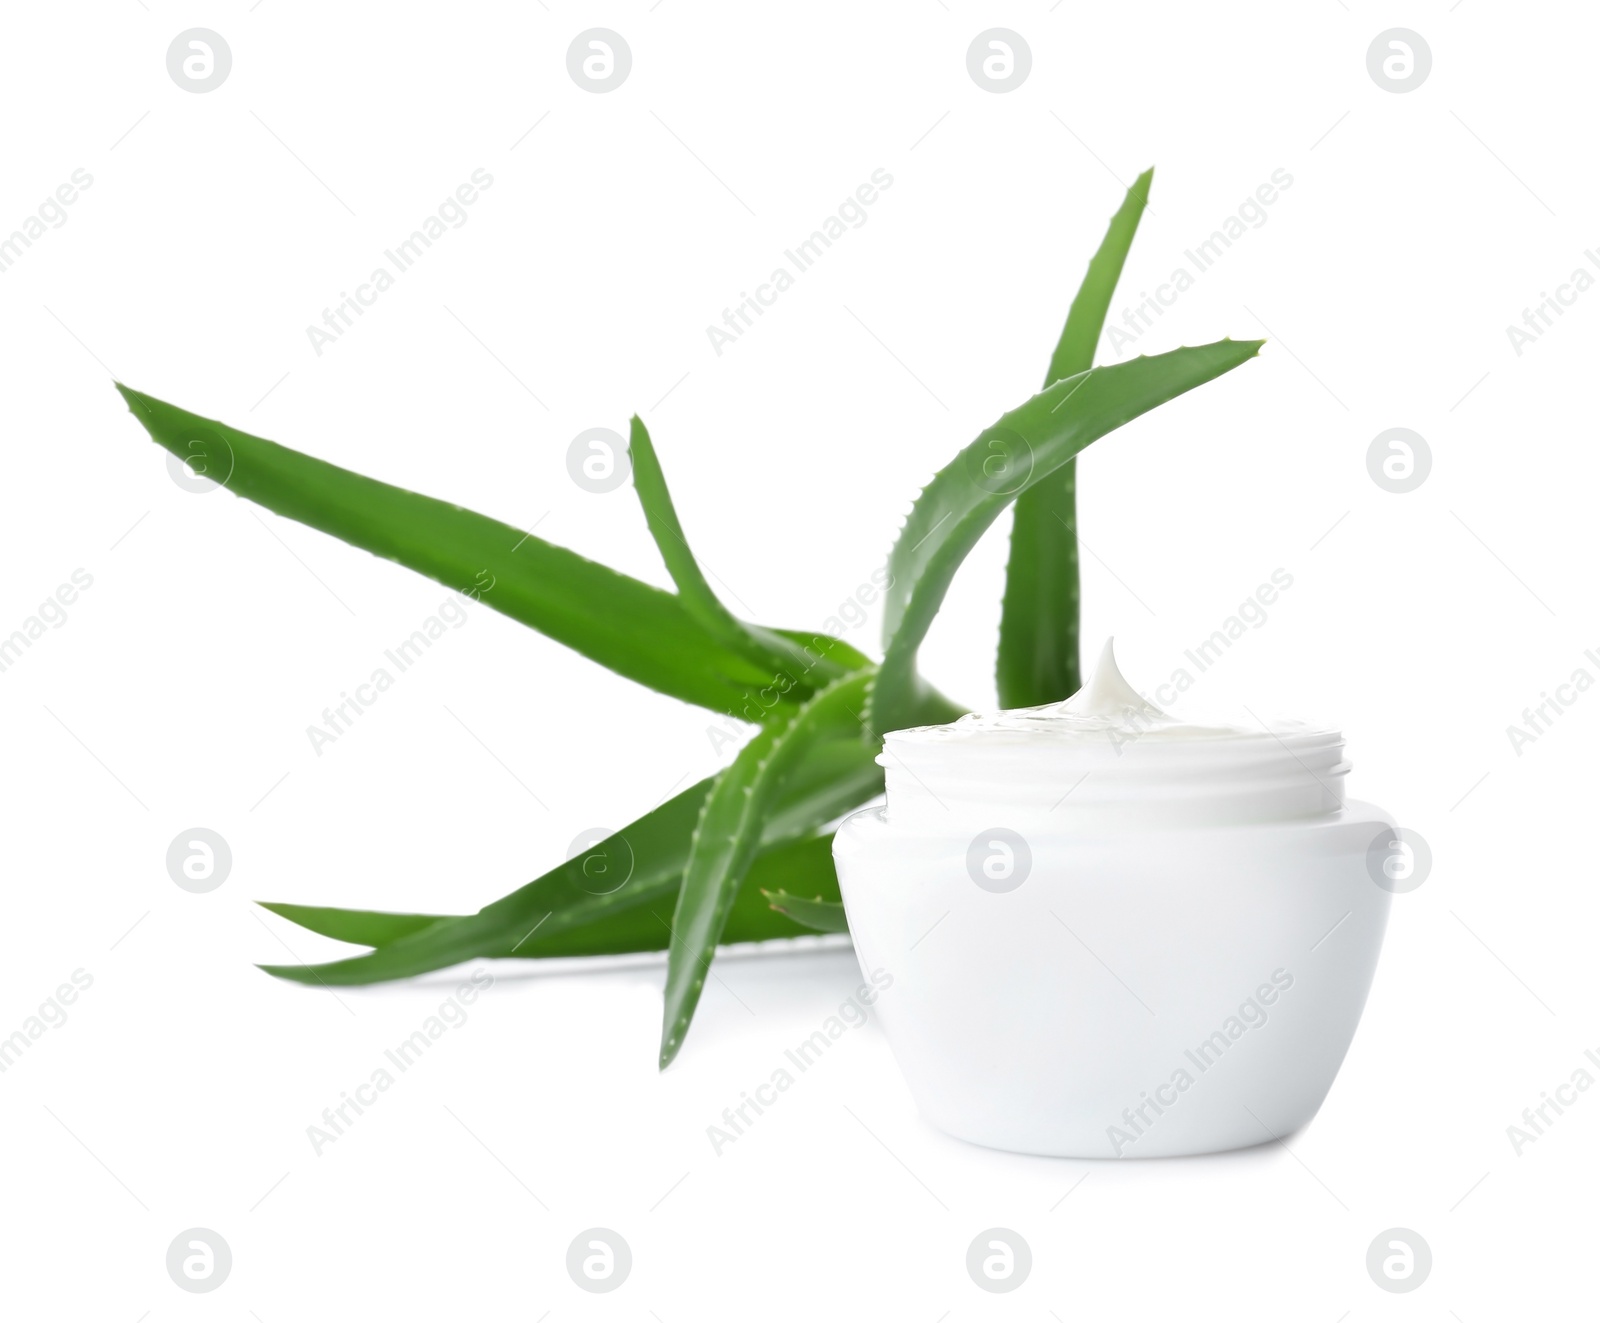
[1,1,1594,1317]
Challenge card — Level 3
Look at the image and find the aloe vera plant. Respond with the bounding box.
[117,170,1262,1067]
[998,167,1152,708]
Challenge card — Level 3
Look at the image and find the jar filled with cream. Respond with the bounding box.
[834,641,1395,1158]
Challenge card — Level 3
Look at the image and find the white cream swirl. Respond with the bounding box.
[880,640,1348,830]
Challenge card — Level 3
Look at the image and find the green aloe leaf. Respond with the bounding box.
[267,834,843,959]
[1042,169,1154,390]
[258,779,711,985]
[628,416,845,686]
[258,721,888,986]
[626,414,740,640]
[115,385,797,715]
[762,890,849,934]
[998,168,1153,708]
[482,831,846,953]
[258,903,436,947]
[660,670,878,1067]
[870,339,1263,737]
[515,833,847,954]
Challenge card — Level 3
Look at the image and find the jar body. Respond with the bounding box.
[833,802,1394,1158]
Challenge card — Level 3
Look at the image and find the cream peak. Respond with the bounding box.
[1056,638,1168,722]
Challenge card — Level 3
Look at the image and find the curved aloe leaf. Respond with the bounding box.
[258,724,888,986]
[660,670,877,1067]
[267,834,844,958]
[871,339,1263,737]
[772,627,872,675]
[115,385,795,715]
[998,168,1153,708]
[627,415,741,639]
[517,833,846,954]
[258,903,436,947]
[762,890,848,934]
[628,416,847,687]
[258,778,713,985]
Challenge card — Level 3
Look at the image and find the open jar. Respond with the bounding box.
[834,641,1396,1158]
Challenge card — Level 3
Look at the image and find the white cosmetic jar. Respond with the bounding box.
[834,671,1395,1159]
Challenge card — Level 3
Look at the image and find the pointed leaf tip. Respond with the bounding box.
[111,388,802,713]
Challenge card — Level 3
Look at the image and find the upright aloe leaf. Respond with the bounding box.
[660,670,880,1067]
[871,340,1263,737]
[628,413,759,652]
[1041,169,1154,389]
[997,169,1153,708]
[116,386,796,716]
[627,415,852,686]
